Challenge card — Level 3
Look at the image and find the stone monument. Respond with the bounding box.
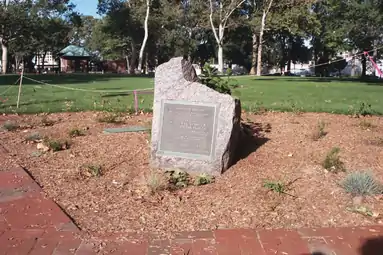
[150,57,241,175]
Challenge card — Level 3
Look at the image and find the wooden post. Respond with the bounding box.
[16,67,24,108]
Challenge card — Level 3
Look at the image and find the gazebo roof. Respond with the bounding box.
[58,45,92,57]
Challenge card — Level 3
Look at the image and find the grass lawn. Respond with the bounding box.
[0,73,382,115]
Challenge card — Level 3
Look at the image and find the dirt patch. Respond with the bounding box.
[1,111,383,238]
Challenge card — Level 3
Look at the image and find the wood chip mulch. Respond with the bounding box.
[0,111,382,238]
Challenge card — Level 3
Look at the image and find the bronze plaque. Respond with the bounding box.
[158,100,219,160]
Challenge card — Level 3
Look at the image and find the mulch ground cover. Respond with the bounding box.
[0,111,382,238]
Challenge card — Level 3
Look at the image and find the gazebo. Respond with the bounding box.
[57,45,92,73]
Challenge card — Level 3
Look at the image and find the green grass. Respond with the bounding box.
[0,74,382,115]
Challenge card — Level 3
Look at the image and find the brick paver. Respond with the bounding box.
[0,164,382,254]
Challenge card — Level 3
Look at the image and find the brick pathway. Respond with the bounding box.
[0,166,382,254]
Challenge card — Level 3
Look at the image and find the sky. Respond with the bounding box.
[72,0,99,17]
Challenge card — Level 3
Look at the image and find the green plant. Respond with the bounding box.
[346,205,376,217]
[264,181,287,194]
[357,102,374,116]
[349,102,374,117]
[322,147,345,173]
[68,128,85,137]
[286,99,303,114]
[43,138,70,152]
[341,171,383,196]
[359,120,376,130]
[25,132,42,142]
[194,173,215,186]
[246,101,267,114]
[86,164,103,177]
[97,112,122,123]
[199,64,238,95]
[146,171,166,194]
[41,116,55,126]
[2,121,19,131]
[311,120,327,141]
[165,169,190,189]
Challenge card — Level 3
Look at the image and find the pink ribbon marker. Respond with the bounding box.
[364,51,383,78]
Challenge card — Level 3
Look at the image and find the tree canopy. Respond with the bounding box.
[0,0,382,76]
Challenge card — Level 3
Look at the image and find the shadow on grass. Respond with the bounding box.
[4,99,68,108]
[247,76,383,85]
[101,92,132,98]
[0,73,153,86]
[230,121,270,169]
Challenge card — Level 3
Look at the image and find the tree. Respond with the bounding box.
[342,0,383,77]
[255,0,273,76]
[310,0,346,76]
[0,0,32,73]
[137,0,150,73]
[98,0,147,73]
[208,0,245,73]
[70,15,98,47]
[267,1,316,72]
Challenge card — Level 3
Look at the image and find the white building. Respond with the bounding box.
[32,52,59,70]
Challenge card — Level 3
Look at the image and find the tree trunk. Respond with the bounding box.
[42,52,47,70]
[361,53,367,78]
[256,11,267,76]
[125,55,130,73]
[145,52,149,74]
[279,35,285,74]
[350,49,356,77]
[137,0,150,73]
[249,33,258,75]
[217,24,224,73]
[15,56,20,73]
[1,41,7,74]
[217,44,223,73]
[129,41,137,74]
[373,41,378,77]
[209,0,245,74]
[287,36,293,73]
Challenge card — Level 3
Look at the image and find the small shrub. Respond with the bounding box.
[357,102,374,116]
[349,102,374,117]
[346,205,376,217]
[41,116,55,126]
[97,113,122,123]
[43,138,70,152]
[165,169,190,189]
[68,128,85,137]
[86,164,103,177]
[146,171,166,194]
[359,120,376,130]
[311,120,327,141]
[322,147,345,173]
[341,171,383,196]
[80,164,103,178]
[286,100,303,115]
[245,102,267,114]
[195,173,215,186]
[2,121,19,131]
[25,132,42,142]
[264,181,286,194]
[199,64,238,95]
